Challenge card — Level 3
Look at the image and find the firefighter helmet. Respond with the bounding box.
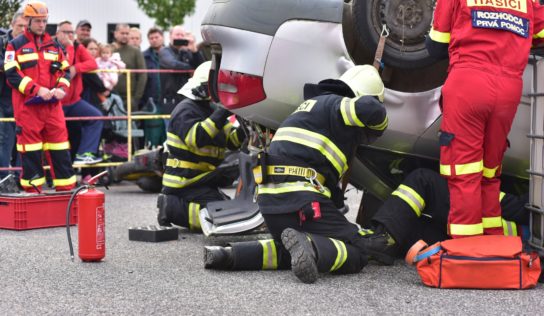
[339,65,385,102]
[23,1,49,18]
[178,61,212,100]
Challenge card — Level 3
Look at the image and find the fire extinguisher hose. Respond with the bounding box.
[66,185,89,262]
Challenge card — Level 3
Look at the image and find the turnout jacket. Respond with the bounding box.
[258,93,388,214]
[429,0,544,76]
[3,30,70,106]
[163,98,244,192]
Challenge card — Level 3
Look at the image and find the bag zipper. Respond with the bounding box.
[442,255,520,261]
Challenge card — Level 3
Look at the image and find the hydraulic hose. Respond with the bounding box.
[66,185,88,262]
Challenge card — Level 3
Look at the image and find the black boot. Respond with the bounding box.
[204,246,234,270]
[281,228,319,284]
[359,227,397,265]
[156,194,172,227]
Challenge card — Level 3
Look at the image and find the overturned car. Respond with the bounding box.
[200,0,537,227]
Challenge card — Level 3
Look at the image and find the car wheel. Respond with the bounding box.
[355,191,384,228]
[343,0,448,92]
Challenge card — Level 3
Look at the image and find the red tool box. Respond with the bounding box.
[0,192,78,230]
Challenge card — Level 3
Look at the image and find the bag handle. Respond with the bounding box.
[405,240,442,266]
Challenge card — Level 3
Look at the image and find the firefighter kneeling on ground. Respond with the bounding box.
[205,65,391,284]
[156,61,245,232]
[361,168,529,258]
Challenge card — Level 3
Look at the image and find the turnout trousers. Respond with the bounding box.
[14,102,75,192]
[439,67,521,238]
[228,200,369,274]
[373,168,525,254]
[161,185,228,232]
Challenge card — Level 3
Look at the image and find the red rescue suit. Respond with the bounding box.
[429,0,544,237]
[3,30,76,191]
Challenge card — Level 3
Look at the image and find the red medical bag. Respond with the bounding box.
[405,235,540,289]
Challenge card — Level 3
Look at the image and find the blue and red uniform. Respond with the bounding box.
[3,29,76,191]
[428,0,544,237]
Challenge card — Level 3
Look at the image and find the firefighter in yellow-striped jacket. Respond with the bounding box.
[366,168,529,256]
[157,61,244,231]
[205,65,390,284]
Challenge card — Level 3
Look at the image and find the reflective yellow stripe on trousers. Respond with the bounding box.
[440,160,483,176]
[482,216,502,229]
[329,238,348,272]
[20,177,46,187]
[188,202,201,231]
[17,142,43,152]
[53,176,77,187]
[258,239,278,270]
[272,127,347,177]
[391,184,425,217]
[449,222,483,236]
[44,142,70,150]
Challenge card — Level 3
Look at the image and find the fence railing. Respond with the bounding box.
[0,68,193,171]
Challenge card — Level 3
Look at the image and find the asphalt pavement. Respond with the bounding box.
[1,182,543,315]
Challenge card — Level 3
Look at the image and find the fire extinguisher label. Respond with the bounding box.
[96,205,105,250]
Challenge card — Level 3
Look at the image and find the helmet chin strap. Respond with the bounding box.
[191,82,210,100]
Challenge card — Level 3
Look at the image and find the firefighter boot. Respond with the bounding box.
[204,246,233,270]
[281,228,319,284]
[156,194,174,226]
[359,227,397,265]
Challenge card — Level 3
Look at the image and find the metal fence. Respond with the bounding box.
[0,68,193,171]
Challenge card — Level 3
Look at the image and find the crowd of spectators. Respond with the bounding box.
[0,13,207,185]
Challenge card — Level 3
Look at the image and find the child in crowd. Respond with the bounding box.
[96,44,126,90]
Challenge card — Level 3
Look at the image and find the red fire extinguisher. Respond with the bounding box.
[66,171,107,262]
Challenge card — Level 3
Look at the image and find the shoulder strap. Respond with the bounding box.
[405,240,442,265]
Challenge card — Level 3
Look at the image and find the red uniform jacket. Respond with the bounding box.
[430,0,544,76]
[62,42,98,105]
[3,30,71,107]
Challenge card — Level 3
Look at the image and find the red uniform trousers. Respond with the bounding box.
[14,101,75,192]
[440,66,522,238]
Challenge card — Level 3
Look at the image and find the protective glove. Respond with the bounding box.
[209,107,232,127]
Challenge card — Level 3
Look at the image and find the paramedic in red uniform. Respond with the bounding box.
[426,0,544,238]
[3,1,76,192]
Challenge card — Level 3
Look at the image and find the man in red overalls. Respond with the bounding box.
[3,1,76,192]
[426,0,544,237]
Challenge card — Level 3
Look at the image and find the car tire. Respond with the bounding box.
[346,0,436,69]
[343,0,448,92]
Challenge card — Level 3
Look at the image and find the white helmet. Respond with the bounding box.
[339,65,385,102]
[178,61,212,100]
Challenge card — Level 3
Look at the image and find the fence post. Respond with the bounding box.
[126,69,133,161]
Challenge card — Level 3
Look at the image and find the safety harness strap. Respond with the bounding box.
[166,158,216,172]
[253,165,325,185]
